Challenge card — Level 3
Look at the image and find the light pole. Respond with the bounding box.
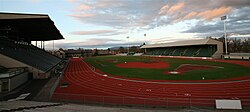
[144,34,146,54]
[127,36,129,54]
[221,15,228,55]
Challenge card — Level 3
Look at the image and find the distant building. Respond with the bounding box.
[47,50,65,59]
[64,49,92,58]
[93,49,115,56]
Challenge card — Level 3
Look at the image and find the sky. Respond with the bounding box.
[1,0,250,49]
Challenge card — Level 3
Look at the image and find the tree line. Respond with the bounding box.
[217,37,250,53]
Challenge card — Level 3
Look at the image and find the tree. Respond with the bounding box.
[118,47,126,53]
[93,49,99,56]
[242,39,250,53]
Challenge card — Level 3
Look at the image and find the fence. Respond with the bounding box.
[52,93,250,108]
[0,67,28,79]
[48,61,69,99]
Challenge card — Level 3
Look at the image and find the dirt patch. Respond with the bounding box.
[116,61,169,69]
[164,64,222,74]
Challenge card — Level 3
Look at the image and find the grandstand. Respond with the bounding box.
[0,12,64,93]
[0,66,29,93]
[1,12,249,111]
[141,38,223,59]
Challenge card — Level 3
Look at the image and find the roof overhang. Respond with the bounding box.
[0,12,64,41]
[141,38,221,48]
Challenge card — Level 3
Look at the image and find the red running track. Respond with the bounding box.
[53,58,250,107]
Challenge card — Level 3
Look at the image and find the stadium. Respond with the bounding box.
[1,5,250,112]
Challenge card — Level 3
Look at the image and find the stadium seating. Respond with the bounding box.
[0,38,61,72]
[172,47,186,56]
[165,48,175,56]
[197,46,215,57]
[157,49,165,55]
[184,46,200,56]
[145,45,217,57]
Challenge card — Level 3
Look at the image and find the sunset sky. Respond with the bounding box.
[1,0,250,49]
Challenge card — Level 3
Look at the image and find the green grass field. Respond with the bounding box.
[85,56,250,80]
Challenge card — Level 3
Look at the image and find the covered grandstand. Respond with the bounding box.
[141,38,223,59]
[0,12,64,93]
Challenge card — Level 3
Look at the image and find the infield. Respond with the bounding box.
[85,56,250,80]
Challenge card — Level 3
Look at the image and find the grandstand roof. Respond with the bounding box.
[0,12,64,41]
[141,38,222,48]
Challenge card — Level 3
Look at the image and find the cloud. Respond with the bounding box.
[158,2,233,23]
[67,0,250,37]
[68,0,164,31]
[159,2,185,15]
[76,4,92,11]
[197,7,232,21]
[69,30,126,36]
[70,30,115,35]
[30,0,40,3]
[167,2,185,14]
[159,4,169,15]
[216,0,250,8]
[183,12,198,20]
[50,38,143,49]
[69,13,96,18]
[67,0,79,3]
[183,7,250,37]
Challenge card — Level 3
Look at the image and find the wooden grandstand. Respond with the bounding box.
[0,38,62,79]
[0,12,64,93]
[141,38,223,59]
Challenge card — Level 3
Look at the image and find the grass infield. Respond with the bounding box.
[85,56,250,80]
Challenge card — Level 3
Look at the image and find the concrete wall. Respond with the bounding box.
[9,72,29,91]
[224,55,250,60]
[0,54,46,79]
[230,53,250,56]
[208,39,223,59]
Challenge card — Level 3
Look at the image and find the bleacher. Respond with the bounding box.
[0,38,61,72]
[183,47,198,56]
[172,47,185,56]
[165,48,175,56]
[145,45,217,57]
[142,38,223,58]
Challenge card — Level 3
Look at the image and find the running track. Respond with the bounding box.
[53,58,250,107]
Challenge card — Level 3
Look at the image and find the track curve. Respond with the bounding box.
[53,58,250,107]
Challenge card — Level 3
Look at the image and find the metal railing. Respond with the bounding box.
[52,93,250,108]
[48,61,69,99]
[0,67,28,79]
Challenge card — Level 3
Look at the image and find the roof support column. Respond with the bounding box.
[53,40,55,54]
[40,41,42,49]
[43,41,45,50]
